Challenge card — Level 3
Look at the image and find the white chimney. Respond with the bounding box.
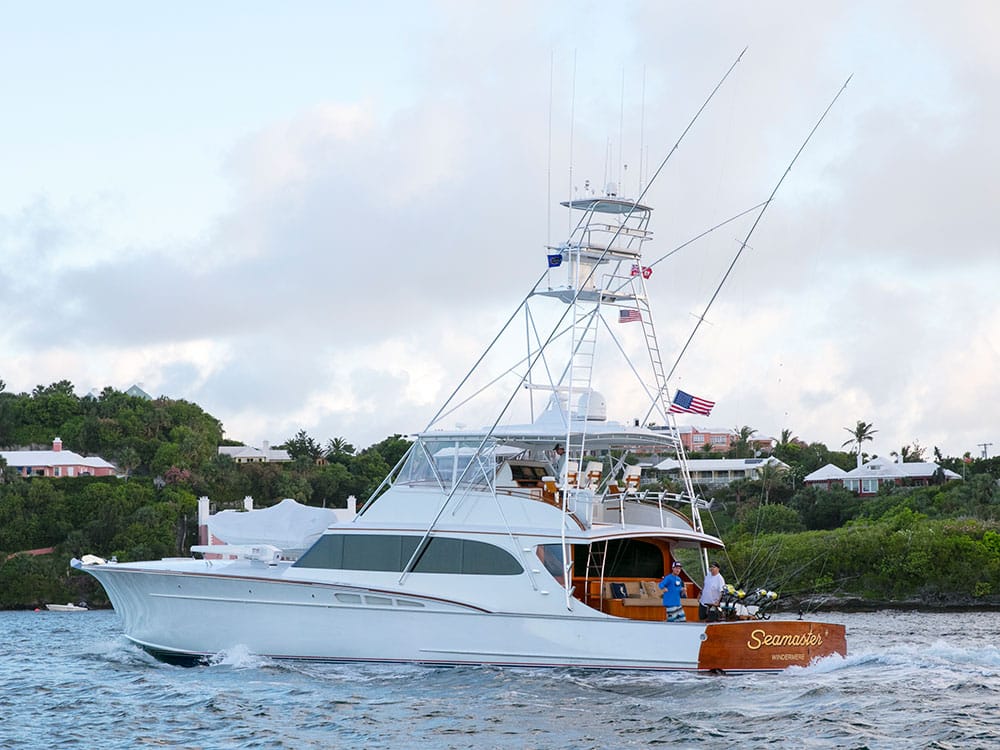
[197,496,210,545]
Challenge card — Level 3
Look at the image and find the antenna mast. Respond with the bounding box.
[664,74,853,384]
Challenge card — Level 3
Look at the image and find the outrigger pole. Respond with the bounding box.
[663,74,854,385]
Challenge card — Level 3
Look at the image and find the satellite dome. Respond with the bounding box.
[575,390,607,421]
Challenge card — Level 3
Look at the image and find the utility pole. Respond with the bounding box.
[978,442,993,459]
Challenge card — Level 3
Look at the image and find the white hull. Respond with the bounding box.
[87,563,708,670]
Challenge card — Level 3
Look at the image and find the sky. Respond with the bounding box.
[2,1,998,460]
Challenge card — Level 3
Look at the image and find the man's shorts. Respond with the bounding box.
[666,605,686,622]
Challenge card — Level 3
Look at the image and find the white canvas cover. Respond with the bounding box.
[207,498,338,554]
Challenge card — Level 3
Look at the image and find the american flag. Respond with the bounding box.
[619,309,642,323]
[668,389,715,416]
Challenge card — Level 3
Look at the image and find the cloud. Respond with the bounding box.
[2,2,998,460]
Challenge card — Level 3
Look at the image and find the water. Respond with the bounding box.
[2,610,999,749]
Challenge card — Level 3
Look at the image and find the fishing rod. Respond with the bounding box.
[644,199,767,270]
[664,74,853,384]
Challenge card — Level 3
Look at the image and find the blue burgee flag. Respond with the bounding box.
[547,253,563,268]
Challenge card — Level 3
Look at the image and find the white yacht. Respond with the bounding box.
[75,191,846,671]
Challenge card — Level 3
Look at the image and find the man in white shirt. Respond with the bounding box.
[553,443,566,476]
[699,562,725,621]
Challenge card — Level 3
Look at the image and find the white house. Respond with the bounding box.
[840,458,961,496]
[218,440,292,463]
[802,463,849,489]
[655,456,790,486]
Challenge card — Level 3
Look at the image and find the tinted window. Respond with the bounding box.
[295,534,344,570]
[295,534,522,575]
[572,539,664,578]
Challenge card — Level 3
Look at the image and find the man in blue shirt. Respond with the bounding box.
[658,561,687,622]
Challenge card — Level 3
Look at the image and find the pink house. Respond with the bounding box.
[0,437,118,478]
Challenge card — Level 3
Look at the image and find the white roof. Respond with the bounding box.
[420,420,678,451]
[844,459,960,480]
[803,463,849,482]
[0,448,116,470]
[655,456,788,472]
[218,445,291,461]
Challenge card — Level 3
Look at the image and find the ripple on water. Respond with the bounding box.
[4,609,1000,749]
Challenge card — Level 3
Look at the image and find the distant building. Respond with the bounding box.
[804,458,962,495]
[802,463,850,490]
[218,440,292,464]
[649,425,777,455]
[838,458,961,496]
[0,437,118,478]
[655,456,789,487]
[677,425,735,454]
[125,384,153,400]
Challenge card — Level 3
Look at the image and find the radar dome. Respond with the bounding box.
[575,390,607,421]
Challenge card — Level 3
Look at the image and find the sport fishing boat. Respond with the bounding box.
[74,185,846,671]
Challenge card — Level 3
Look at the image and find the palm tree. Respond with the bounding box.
[778,428,795,449]
[754,460,788,504]
[842,420,878,468]
[325,437,356,461]
[896,443,926,463]
[731,425,757,459]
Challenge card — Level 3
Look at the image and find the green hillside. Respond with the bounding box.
[1,380,998,609]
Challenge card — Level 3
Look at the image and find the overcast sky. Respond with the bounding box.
[2,2,998,460]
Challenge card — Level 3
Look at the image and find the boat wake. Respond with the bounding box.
[795,640,1000,676]
[206,644,272,670]
[90,636,166,669]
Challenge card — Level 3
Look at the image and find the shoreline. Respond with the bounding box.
[786,595,1000,614]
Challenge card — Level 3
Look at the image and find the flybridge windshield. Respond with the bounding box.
[397,438,524,490]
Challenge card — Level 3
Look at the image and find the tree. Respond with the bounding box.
[0,453,20,485]
[116,446,141,480]
[729,425,757,459]
[900,442,927,463]
[842,420,878,468]
[755,461,789,504]
[365,434,413,470]
[283,430,324,461]
[325,437,356,463]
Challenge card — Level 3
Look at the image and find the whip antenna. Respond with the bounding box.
[665,75,853,383]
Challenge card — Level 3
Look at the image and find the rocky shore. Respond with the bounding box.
[783,593,1000,613]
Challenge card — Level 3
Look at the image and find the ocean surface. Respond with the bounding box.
[2,609,999,749]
